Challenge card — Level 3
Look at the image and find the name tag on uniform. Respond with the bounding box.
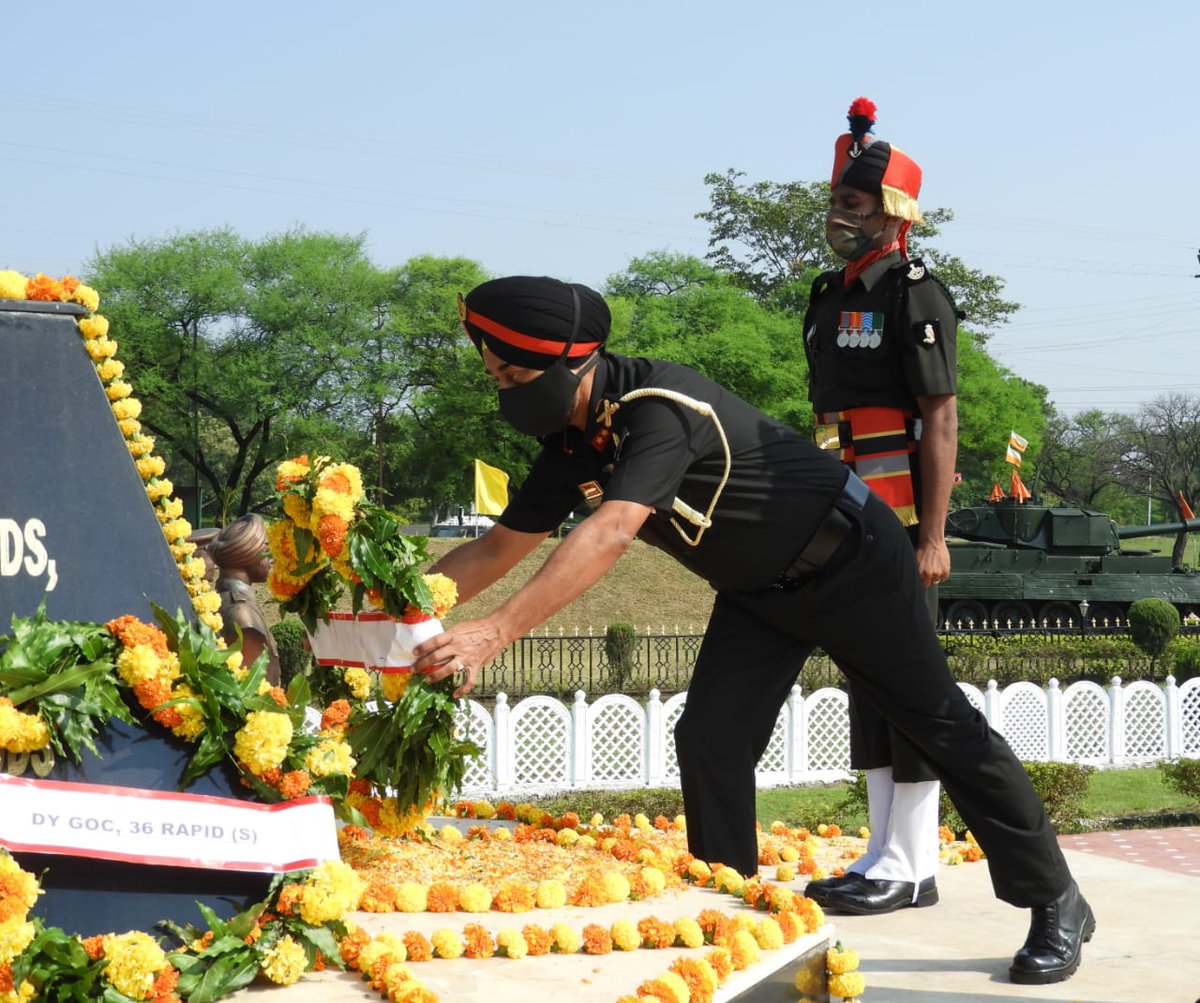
[837,311,884,350]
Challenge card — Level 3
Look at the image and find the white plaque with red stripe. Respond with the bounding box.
[0,774,338,872]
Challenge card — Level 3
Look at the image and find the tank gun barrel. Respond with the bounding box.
[1116,517,1200,539]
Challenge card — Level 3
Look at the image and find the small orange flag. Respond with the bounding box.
[1010,471,1032,503]
[1179,490,1196,521]
[989,482,1005,503]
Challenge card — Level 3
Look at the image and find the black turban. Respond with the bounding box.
[459,276,610,370]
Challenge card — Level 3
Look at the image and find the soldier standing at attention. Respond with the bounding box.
[802,98,959,916]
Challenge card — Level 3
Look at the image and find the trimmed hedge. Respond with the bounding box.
[1159,758,1200,802]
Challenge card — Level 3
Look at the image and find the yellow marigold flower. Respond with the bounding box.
[102,931,167,999]
[281,493,313,531]
[161,518,192,544]
[111,397,142,422]
[0,918,36,965]
[344,667,371,700]
[115,644,165,687]
[779,845,800,863]
[458,883,492,913]
[729,929,761,970]
[535,879,567,910]
[233,710,293,776]
[598,870,630,904]
[754,917,784,950]
[828,971,866,999]
[640,866,666,895]
[429,928,464,959]
[634,812,651,830]
[357,934,406,973]
[826,944,860,974]
[493,826,512,842]
[199,609,223,633]
[0,703,50,755]
[713,866,744,894]
[77,314,109,338]
[438,824,463,844]
[687,859,712,884]
[423,572,458,617]
[794,961,824,996]
[859,826,871,839]
[556,827,579,848]
[193,590,221,614]
[642,971,690,1003]
[135,454,165,480]
[312,485,355,524]
[104,379,132,402]
[71,284,100,312]
[298,861,364,925]
[590,812,604,826]
[394,882,428,913]
[769,886,798,912]
[127,434,155,459]
[0,270,28,300]
[95,357,125,382]
[473,799,496,820]
[117,417,141,438]
[549,923,580,954]
[673,917,704,949]
[381,673,410,703]
[260,934,306,985]
[609,918,640,952]
[495,927,526,959]
[318,462,364,502]
[304,737,355,778]
[145,478,174,503]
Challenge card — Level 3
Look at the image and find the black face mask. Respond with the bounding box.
[495,284,599,438]
[498,353,598,438]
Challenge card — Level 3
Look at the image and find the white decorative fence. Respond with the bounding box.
[449,676,1200,797]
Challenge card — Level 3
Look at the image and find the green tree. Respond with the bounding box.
[1038,409,1142,518]
[605,253,812,432]
[696,169,1020,335]
[86,228,386,518]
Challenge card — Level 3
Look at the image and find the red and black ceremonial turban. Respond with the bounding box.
[459,276,610,370]
[831,97,924,224]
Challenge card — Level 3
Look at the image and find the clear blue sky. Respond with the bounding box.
[5,1,1197,419]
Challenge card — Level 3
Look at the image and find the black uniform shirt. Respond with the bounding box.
[805,252,958,414]
[498,353,849,592]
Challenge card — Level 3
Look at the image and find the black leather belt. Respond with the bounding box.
[774,472,870,589]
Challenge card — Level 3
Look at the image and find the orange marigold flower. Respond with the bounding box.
[758,846,781,866]
[825,824,842,838]
[340,927,370,965]
[259,767,282,788]
[401,931,433,963]
[466,825,490,841]
[697,909,733,946]
[654,814,671,831]
[706,946,735,984]
[636,977,681,1003]
[613,813,632,832]
[453,799,476,818]
[425,881,458,912]
[609,838,638,862]
[359,876,401,913]
[776,910,801,944]
[495,801,517,820]
[317,513,349,558]
[559,811,580,830]
[276,884,304,916]
[321,699,351,731]
[670,958,717,1003]
[637,916,676,950]
[672,853,695,877]
[267,686,288,707]
[81,935,108,960]
[522,925,553,957]
[105,615,170,657]
[278,771,312,800]
[0,965,13,994]
[149,964,180,1001]
[493,880,535,913]
[61,275,81,295]
[26,273,65,301]
[570,874,608,908]
[581,924,612,955]
[462,923,495,960]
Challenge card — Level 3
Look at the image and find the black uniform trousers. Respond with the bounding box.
[845,537,940,783]
[673,492,1071,907]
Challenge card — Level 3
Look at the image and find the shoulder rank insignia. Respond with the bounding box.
[907,263,926,281]
[595,398,621,429]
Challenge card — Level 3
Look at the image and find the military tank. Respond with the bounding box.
[939,498,1200,628]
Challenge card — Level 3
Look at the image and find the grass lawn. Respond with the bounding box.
[754,765,1198,830]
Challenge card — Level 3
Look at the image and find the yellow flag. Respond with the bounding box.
[474,458,509,516]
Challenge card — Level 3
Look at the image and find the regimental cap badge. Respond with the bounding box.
[907,263,926,281]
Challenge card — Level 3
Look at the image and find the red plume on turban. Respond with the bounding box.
[830,97,923,225]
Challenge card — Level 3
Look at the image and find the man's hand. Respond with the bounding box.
[915,537,950,589]
[413,618,506,699]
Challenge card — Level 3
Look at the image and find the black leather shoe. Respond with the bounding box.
[819,875,938,915]
[803,871,866,907]
[1009,880,1095,985]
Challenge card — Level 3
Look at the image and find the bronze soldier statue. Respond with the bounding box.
[207,514,280,685]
